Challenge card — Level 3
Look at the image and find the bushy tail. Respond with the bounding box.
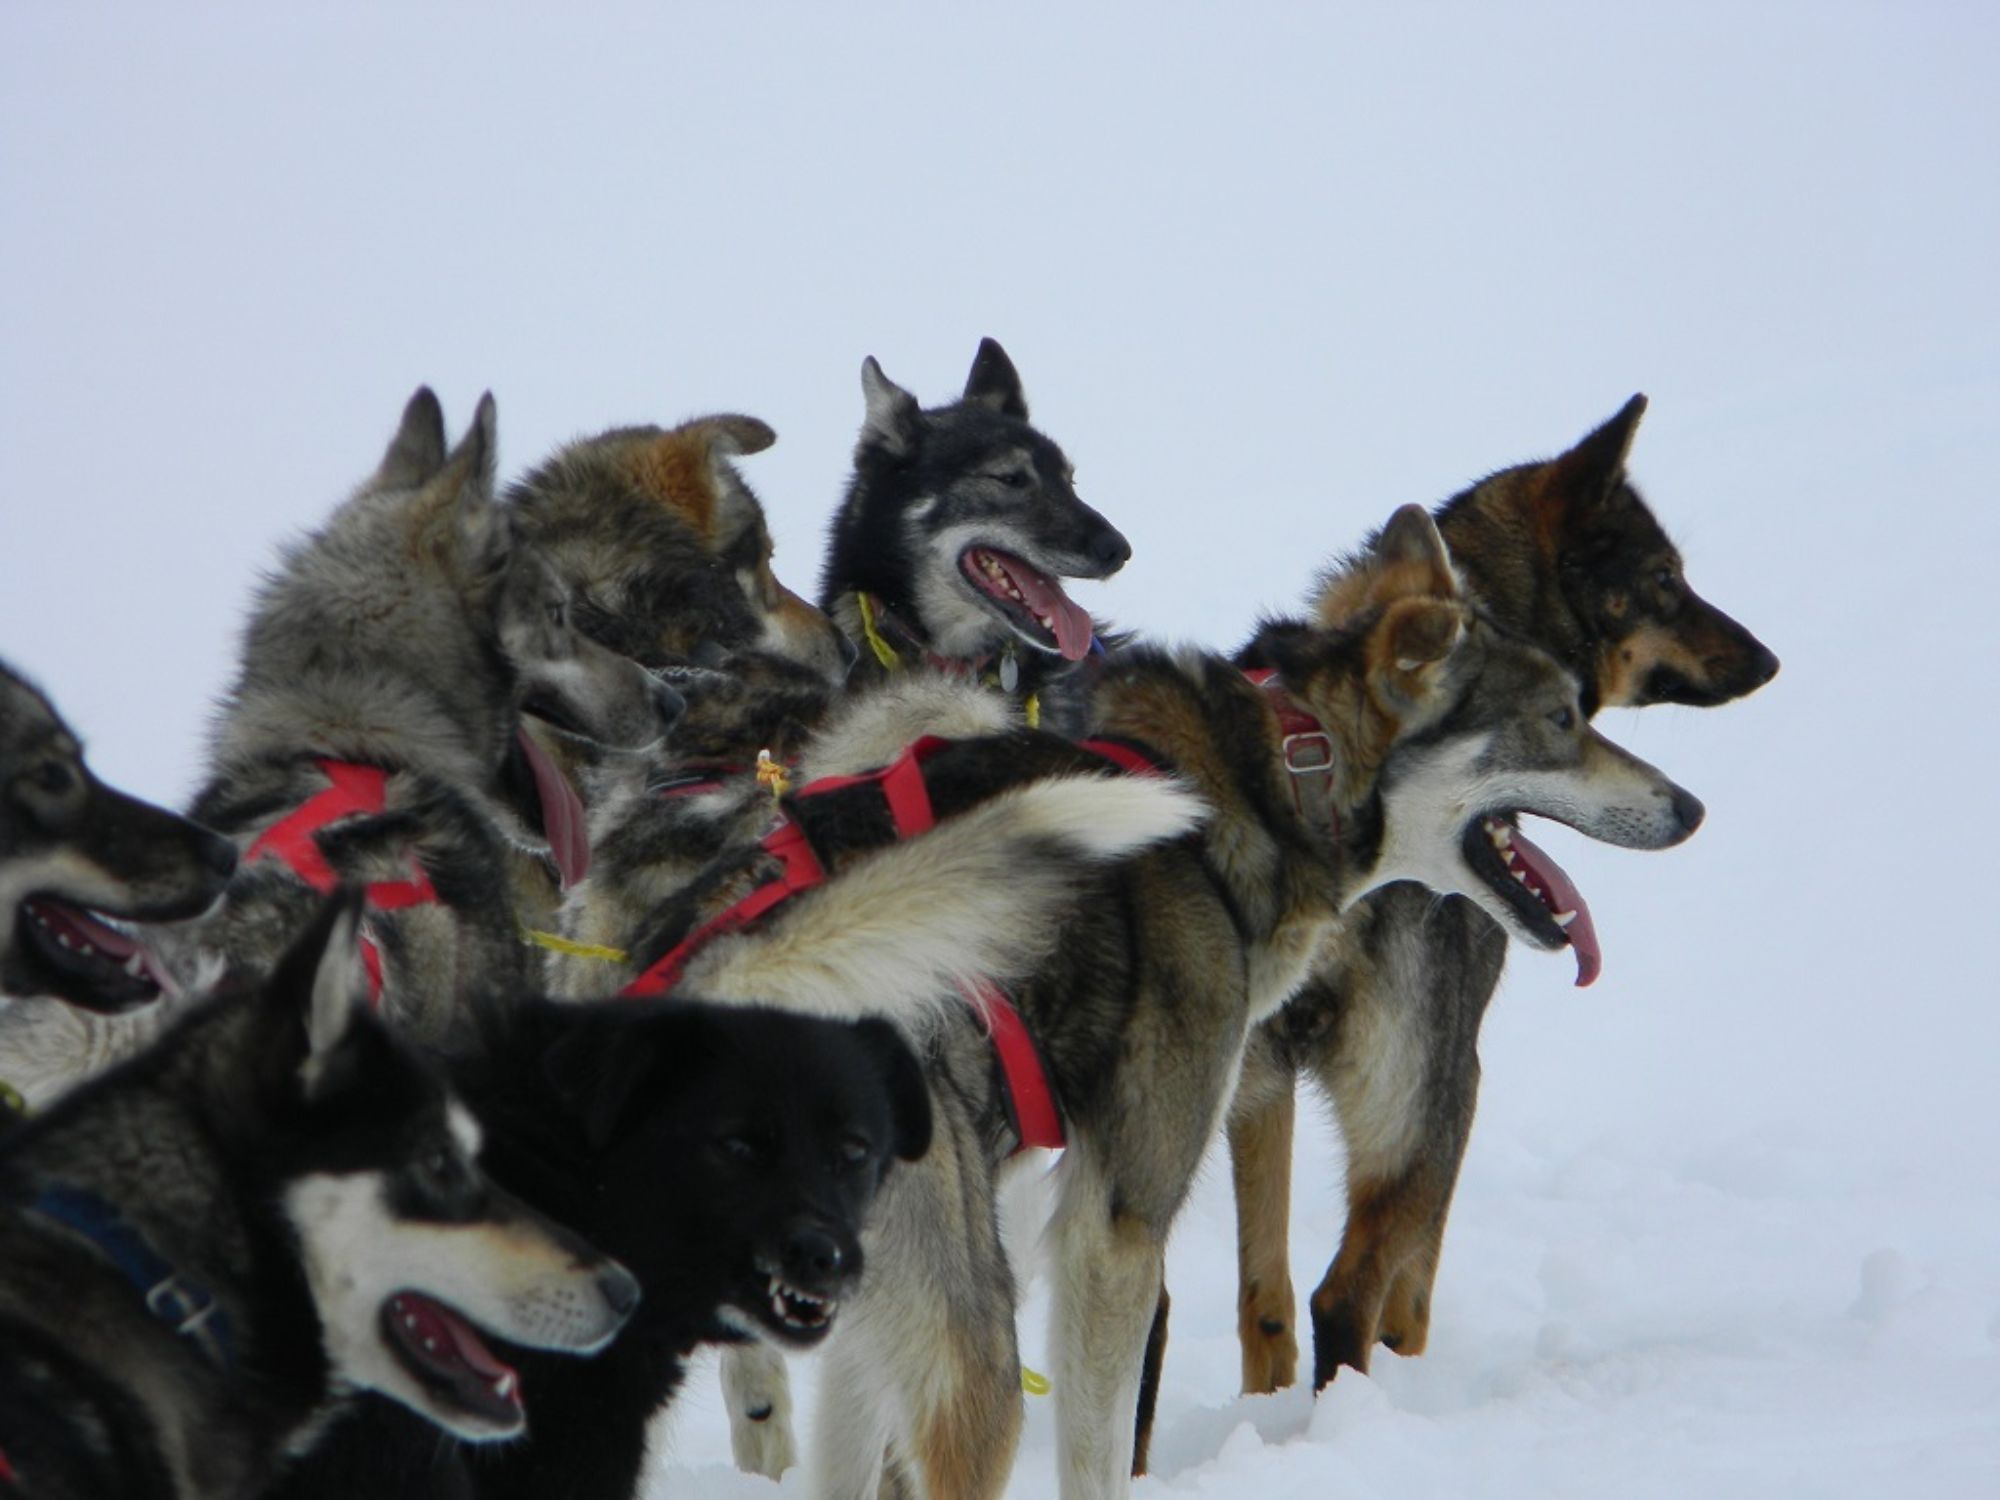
[679,773,1205,1024]
[0,995,176,1109]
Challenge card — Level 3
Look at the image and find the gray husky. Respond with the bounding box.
[0,894,640,1500]
[820,339,1130,731]
[0,662,235,1031]
[0,389,680,1104]
[717,507,1702,1499]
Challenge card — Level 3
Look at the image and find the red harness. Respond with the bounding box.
[0,1443,15,1486]
[1240,669,1340,834]
[621,736,1163,1152]
[244,760,439,1004]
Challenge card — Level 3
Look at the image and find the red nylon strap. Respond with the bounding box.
[1077,737,1165,777]
[1241,670,1340,833]
[964,979,1064,1151]
[244,760,440,1005]
[620,820,827,998]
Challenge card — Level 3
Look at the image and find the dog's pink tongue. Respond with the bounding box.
[1506,825,1602,987]
[517,728,589,888]
[1004,558,1095,661]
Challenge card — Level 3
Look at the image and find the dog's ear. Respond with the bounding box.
[372,386,448,491]
[256,889,370,1097]
[962,337,1029,421]
[542,1004,711,1151]
[1376,597,1466,679]
[859,357,921,457]
[1545,393,1647,515]
[852,1016,932,1163]
[439,393,510,576]
[1373,504,1460,603]
[690,414,777,459]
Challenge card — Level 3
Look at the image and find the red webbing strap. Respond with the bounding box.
[619,821,827,998]
[244,760,440,1005]
[1240,669,1339,833]
[1077,737,1166,777]
[964,979,1064,1151]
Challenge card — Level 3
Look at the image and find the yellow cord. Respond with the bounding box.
[519,923,629,964]
[856,594,904,673]
[756,749,792,801]
[0,1079,26,1117]
[1023,691,1040,729]
[1022,1367,1051,1396]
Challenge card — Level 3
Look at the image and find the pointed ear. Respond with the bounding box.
[859,357,921,457]
[1546,393,1647,514]
[1380,597,1466,675]
[542,1004,704,1151]
[373,387,448,490]
[962,337,1028,420]
[256,889,369,1096]
[690,414,777,459]
[1374,504,1459,599]
[853,1016,932,1162]
[442,393,508,570]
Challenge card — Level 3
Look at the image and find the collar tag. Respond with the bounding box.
[999,646,1020,694]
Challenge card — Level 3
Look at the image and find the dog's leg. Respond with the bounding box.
[722,1340,798,1479]
[1227,1024,1300,1395]
[1048,1153,1173,1500]
[1377,1209,1448,1356]
[811,1108,1021,1500]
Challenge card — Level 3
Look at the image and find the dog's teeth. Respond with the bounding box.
[1513,870,1529,885]
[1554,910,1578,928]
[55,932,73,950]
[423,1337,438,1352]
[125,952,146,977]
[493,1371,517,1400]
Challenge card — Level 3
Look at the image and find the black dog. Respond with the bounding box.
[273,997,931,1500]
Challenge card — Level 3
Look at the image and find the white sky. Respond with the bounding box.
[3,8,1996,1486]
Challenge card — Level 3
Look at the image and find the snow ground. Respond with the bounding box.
[3,4,1996,1496]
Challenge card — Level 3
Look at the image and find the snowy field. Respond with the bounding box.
[3,5,1995,1496]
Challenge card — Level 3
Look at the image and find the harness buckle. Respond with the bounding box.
[1281,730,1335,777]
[145,1272,219,1340]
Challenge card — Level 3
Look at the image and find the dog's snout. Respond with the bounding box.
[596,1262,643,1323]
[196,830,240,882]
[1087,524,1133,576]
[1669,785,1706,837]
[1747,641,1780,689]
[782,1226,845,1283]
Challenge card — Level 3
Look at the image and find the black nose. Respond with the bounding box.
[781,1226,845,1284]
[1086,524,1132,576]
[1670,785,1706,836]
[596,1263,642,1322]
[1748,642,1780,688]
[651,679,686,730]
[196,830,239,881]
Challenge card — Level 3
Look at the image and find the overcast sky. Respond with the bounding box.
[3,3,1994,1167]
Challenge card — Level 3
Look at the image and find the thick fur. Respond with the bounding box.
[269,998,930,1500]
[733,507,1703,1499]
[821,339,1130,732]
[0,897,637,1500]
[0,662,235,1035]
[507,410,853,688]
[1221,398,1780,1421]
[0,390,680,1099]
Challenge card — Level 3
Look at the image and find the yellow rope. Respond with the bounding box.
[0,1079,26,1117]
[856,594,904,673]
[1022,1366,1051,1396]
[1023,691,1040,729]
[519,923,628,964]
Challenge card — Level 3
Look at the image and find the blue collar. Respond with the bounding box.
[27,1184,236,1370]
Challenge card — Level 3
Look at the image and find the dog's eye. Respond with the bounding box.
[1653,568,1680,593]
[994,470,1030,490]
[546,599,567,628]
[715,1135,758,1164]
[837,1136,871,1169]
[1548,706,1576,732]
[28,761,76,796]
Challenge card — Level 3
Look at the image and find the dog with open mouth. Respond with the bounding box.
[0,661,236,1030]
[0,893,640,1500]
[820,337,1130,731]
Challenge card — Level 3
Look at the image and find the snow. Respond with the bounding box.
[3,4,1996,1495]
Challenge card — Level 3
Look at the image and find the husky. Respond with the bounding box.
[0,662,235,1032]
[1220,396,1781,1422]
[709,505,1702,1499]
[0,389,681,1105]
[271,997,932,1500]
[0,894,640,1500]
[820,338,1131,731]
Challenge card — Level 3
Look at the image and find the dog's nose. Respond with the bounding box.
[782,1226,845,1283]
[596,1263,643,1323]
[1747,642,1780,688]
[196,830,239,881]
[1669,785,1706,837]
[651,679,686,731]
[1087,524,1132,576]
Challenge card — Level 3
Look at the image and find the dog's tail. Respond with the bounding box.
[678,772,1205,1025]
